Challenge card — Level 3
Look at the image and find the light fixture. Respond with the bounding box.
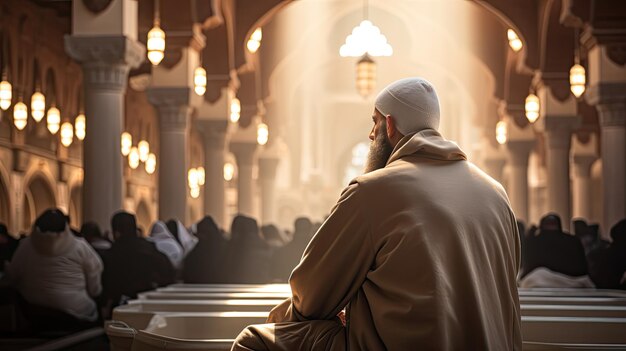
[257,122,269,145]
[194,66,207,96]
[47,106,61,134]
[339,21,393,57]
[569,64,586,98]
[224,162,235,181]
[197,167,205,186]
[147,0,165,66]
[74,114,86,141]
[60,122,73,147]
[247,28,262,53]
[230,97,241,123]
[507,29,523,52]
[138,140,150,162]
[0,80,11,111]
[129,146,140,169]
[188,168,199,189]
[496,121,507,145]
[121,132,132,156]
[145,153,157,174]
[525,93,540,124]
[356,54,376,98]
[13,101,27,130]
[190,186,200,199]
[30,91,45,122]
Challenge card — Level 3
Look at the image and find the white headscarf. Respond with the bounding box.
[149,221,183,269]
[175,220,198,256]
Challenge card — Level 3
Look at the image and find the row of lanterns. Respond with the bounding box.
[121,132,157,174]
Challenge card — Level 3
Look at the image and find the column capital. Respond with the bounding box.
[65,35,145,67]
[572,154,598,178]
[196,119,230,149]
[147,87,195,131]
[258,157,280,180]
[230,142,258,166]
[506,139,535,167]
[586,82,626,106]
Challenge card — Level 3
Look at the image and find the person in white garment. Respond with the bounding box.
[149,220,184,269]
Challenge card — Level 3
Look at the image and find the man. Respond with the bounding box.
[232,77,521,350]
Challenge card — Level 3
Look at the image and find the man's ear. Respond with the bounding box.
[385,115,396,140]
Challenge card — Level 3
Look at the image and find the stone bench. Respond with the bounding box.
[522,316,626,344]
[138,291,291,301]
[520,296,626,306]
[519,288,626,298]
[521,304,626,318]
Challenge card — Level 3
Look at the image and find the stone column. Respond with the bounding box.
[506,140,534,223]
[258,156,279,225]
[196,119,229,228]
[230,142,257,217]
[65,36,144,230]
[147,87,193,223]
[572,154,597,221]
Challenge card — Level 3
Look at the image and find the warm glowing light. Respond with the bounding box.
[147,25,165,66]
[188,168,199,189]
[247,28,262,53]
[194,66,207,96]
[570,63,586,98]
[257,122,269,146]
[60,122,74,147]
[146,153,157,174]
[129,146,140,169]
[47,107,61,134]
[340,20,393,57]
[525,93,540,124]
[13,101,27,130]
[121,132,132,156]
[230,97,241,123]
[356,54,376,98]
[30,92,45,122]
[75,114,86,141]
[507,29,523,52]
[496,121,507,145]
[197,167,205,186]
[0,80,11,110]
[138,140,150,162]
[190,186,200,199]
[224,162,235,181]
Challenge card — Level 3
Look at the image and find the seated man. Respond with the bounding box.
[6,209,103,326]
[232,77,521,350]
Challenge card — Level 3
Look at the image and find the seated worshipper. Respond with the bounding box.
[520,213,589,286]
[102,212,175,314]
[149,221,184,269]
[273,217,315,281]
[169,219,198,256]
[225,215,272,283]
[183,216,228,283]
[232,77,521,351]
[5,209,103,327]
[588,219,626,289]
[81,221,111,256]
[0,223,18,273]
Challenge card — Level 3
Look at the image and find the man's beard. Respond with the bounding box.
[364,123,394,173]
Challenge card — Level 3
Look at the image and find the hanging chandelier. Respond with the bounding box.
[121,132,132,156]
[356,54,376,98]
[0,79,11,111]
[495,121,507,145]
[525,93,540,124]
[74,113,86,141]
[507,29,523,52]
[47,106,61,134]
[128,146,140,169]
[30,91,45,122]
[247,28,262,54]
[230,97,241,123]
[13,101,27,130]
[60,122,74,147]
[194,66,207,96]
[257,122,269,145]
[147,0,165,66]
[145,153,157,174]
[138,140,150,162]
[224,162,235,181]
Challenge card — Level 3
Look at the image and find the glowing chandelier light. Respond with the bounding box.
[507,29,523,52]
[138,140,150,162]
[257,122,269,146]
[247,28,262,53]
[60,122,74,147]
[188,168,199,189]
[129,146,140,169]
[147,0,165,66]
[230,97,241,123]
[47,106,61,134]
[145,153,157,174]
[13,101,28,130]
[74,114,86,141]
[496,121,507,145]
[224,162,235,181]
[339,20,393,58]
[569,64,586,98]
[197,167,205,186]
[0,80,11,111]
[30,91,45,122]
[525,93,540,124]
[356,54,376,98]
[194,66,207,96]
[121,132,132,156]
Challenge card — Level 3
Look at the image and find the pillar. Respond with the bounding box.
[197,119,229,228]
[230,142,257,217]
[506,139,535,223]
[258,156,279,224]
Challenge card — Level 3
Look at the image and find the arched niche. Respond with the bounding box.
[0,173,10,229]
[136,200,152,236]
[68,185,82,229]
[23,175,56,232]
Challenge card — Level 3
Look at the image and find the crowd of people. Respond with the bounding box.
[0,209,319,334]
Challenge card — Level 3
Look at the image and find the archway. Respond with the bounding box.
[0,175,10,230]
[23,176,56,232]
[68,185,82,229]
[136,200,152,236]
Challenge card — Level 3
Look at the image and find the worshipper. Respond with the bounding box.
[5,209,103,328]
[101,212,175,316]
[149,221,184,269]
[272,217,315,281]
[261,224,289,282]
[170,219,198,256]
[588,219,626,289]
[225,215,272,283]
[0,223,18,273]
[183,216,228,283]
[81,221,111,256]
[261,224,287,248]
[232,77,522,350]
[520,213,590,287]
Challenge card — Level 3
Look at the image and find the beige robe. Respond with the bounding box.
[233,129,522,351]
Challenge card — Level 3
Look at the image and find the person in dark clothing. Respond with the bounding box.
[521,213,588,279]
[81,221,111,256]
[166,219,181,245]
[588,219,626,289]
[183,216,228,283]
[261,224,288,283]
[225,215,272,283]
[0,223,18,272]
[101,212,175,318]
[272,217,315,281]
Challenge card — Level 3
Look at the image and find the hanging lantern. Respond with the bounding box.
[194,66,207,96]
[121,132,132,156]
[356,54,376,98]
[60,122,74,147]
[188,168,199,189]
[145,153,157,174]
[224,162,235,181]
[247,28,262,53]
[507,29,523,52]
[190,186,200,199]
[147,0,165,67]
[525,93,540,124]
[46,107,61,134]
[569,63,586,98]
[257,122,269,146]
[30,91,45,122]
[197,166,205,186]
[230,97,241,123]
[0,80,11,110]
[138,140,150,162]
[74,114,86,141]
[496,121,507,145]
[13,101,27,130]
[129,146,140,169]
